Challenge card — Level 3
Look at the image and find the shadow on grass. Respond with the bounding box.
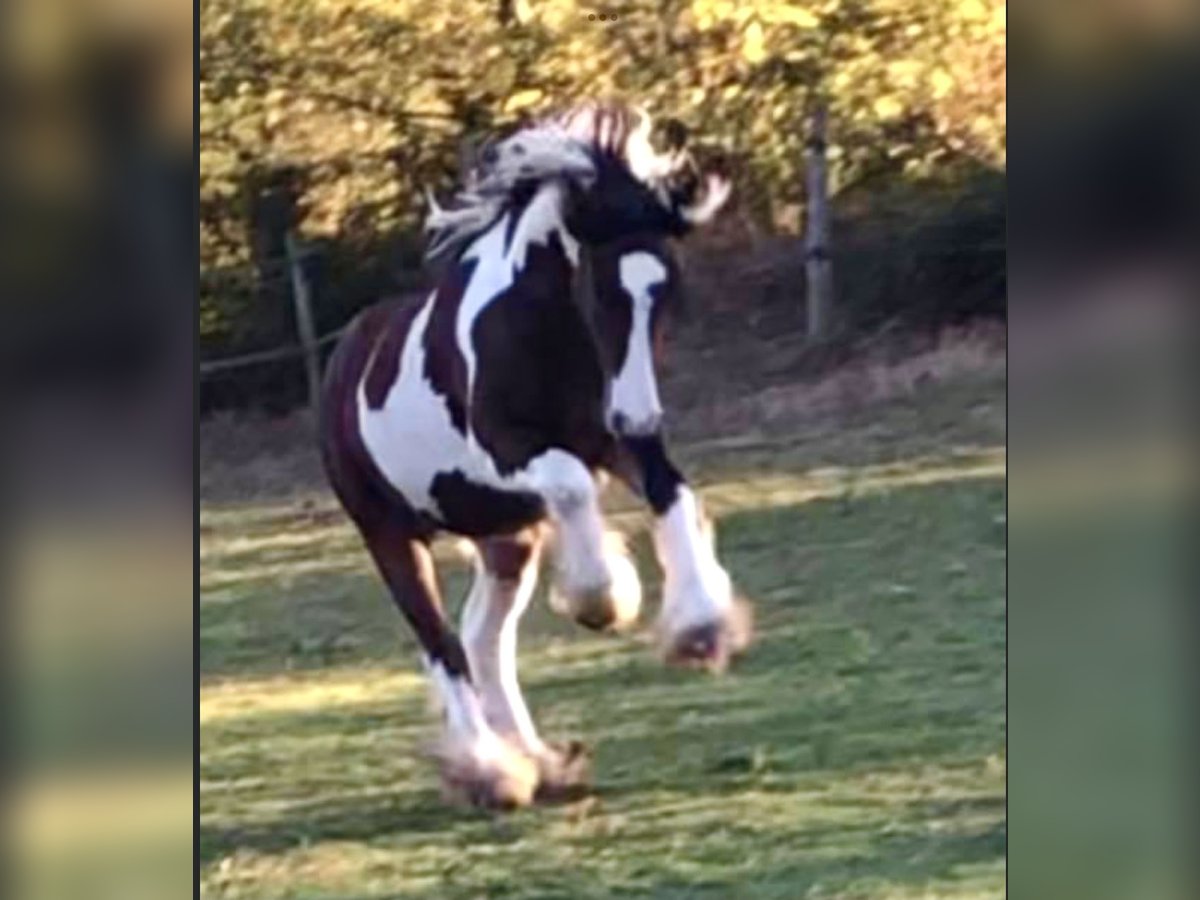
[201,788,1005,899]
[200,788,504,864]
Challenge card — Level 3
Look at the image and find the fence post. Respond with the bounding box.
[284,231,321,416]
[804,103,834,342]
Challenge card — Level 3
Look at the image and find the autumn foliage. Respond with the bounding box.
[200,0,1006,401]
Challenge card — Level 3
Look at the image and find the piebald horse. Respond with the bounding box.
[320,102,750,809]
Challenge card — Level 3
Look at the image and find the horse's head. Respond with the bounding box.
[430,101,729,254]
[425,101,727,438]
[545,103,727,436]
[574,231,681,436]
[553,102,730,245]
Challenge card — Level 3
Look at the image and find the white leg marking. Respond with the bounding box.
[461,553,547,757]
[428,660,504,758]
[655,486,733,634]
[518,450,611,596]
[609,252,667,435]
[428,659,539,806]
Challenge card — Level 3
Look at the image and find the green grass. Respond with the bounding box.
[200,374,1006,899]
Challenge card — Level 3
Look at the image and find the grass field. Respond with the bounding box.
[200,366,1006,899]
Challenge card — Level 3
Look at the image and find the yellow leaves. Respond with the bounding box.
[873,95,904,119]
[199,0,1009,336]
[930,68,956,99]
[503,89,545,113]
[692,0,740,30]
[959,0,989,21]
[741,20,767,63]
[888,58,922,89]
[973,113,997,134]
[764,5,820,29]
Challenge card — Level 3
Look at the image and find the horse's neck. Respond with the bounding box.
[506,182,580,269]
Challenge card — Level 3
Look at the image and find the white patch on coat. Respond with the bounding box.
[460,550,546,756]
[357,294,470,512]
[655,486,734,634]
[520,450,610,595]
[609,251,666,434]
[358,181,580,520]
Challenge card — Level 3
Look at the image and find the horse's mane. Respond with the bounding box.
[423,101,669,261]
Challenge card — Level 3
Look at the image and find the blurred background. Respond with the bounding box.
[3,0,1199,897]
[198,0,1006,419]
[2,0,192,898]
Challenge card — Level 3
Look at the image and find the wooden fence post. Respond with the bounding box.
[284,231,321,416]
[804,103,834,341]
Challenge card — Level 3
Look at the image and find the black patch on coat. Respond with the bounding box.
[502,182,540,255]
[469,231,612,475]
[423,259,477,432]
[620,433,683,515]
[429,471,547,537]
[364,299,424,410]
[567,151,692,243]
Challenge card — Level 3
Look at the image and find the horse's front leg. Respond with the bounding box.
[616,434,752,671]
[513,448,642,632]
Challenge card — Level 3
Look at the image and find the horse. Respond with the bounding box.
[319,102,750,809]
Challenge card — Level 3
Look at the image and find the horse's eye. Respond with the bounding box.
[481,146,499,166]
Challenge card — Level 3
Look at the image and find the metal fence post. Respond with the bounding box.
[284,231,321,416]
[804,103,834,342]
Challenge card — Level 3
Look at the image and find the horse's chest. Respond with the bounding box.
[354,297,582,528]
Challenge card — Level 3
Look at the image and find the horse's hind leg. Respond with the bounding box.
[462,529,590,800]
[357,515,538,809]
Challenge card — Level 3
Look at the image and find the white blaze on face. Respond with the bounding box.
[610,251,666,435]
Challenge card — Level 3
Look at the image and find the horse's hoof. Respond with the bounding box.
[551,567,641,633]
[550,534,642,632]
[566,586,620,631]
[434,738,539,811]
[661,597,753,673]
[534,739,592,803]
